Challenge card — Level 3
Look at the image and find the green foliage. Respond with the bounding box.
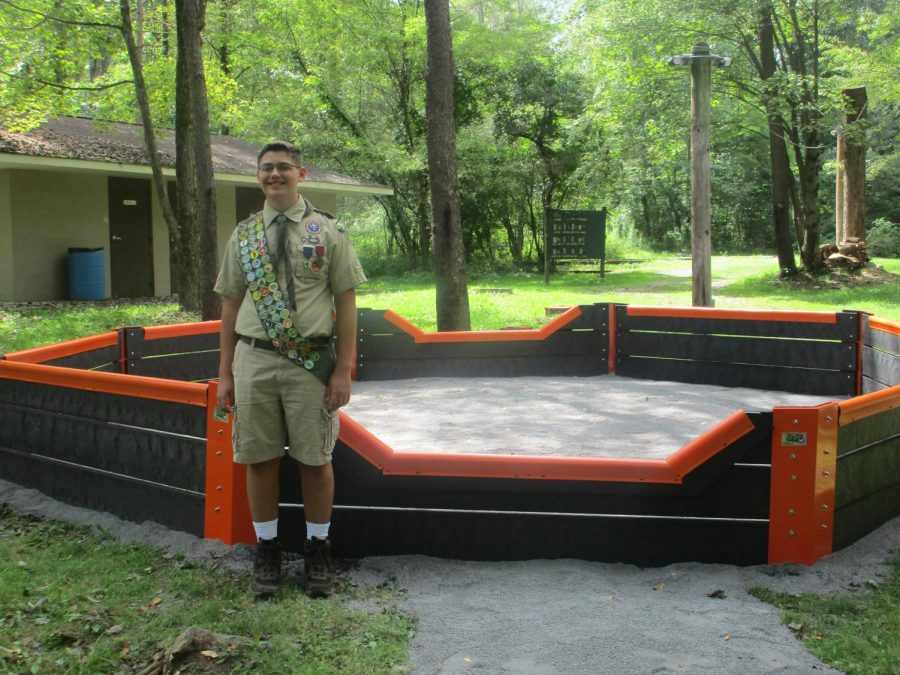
[748,554,900,675]
[867,218,900,258]
[1,0,898,271]
[0,507,412,673]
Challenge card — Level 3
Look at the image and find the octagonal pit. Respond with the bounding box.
[1,303,898,567]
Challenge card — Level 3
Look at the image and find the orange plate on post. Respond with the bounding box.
[203,382,254,546]
[768,403,838,565]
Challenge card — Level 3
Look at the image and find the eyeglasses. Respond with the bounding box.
[258,162,298,173]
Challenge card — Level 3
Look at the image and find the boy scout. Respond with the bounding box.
[214,141,366,597]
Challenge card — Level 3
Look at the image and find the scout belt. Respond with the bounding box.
[237,214,335,385]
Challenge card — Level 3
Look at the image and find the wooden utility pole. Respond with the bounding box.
[690,44,712,307]
[668,43,730,307]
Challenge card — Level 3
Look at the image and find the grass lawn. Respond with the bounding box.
[0,506,413,673]
[1,254,898,673]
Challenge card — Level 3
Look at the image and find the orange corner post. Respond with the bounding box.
[204,381,255,545]
[768,403,839,565]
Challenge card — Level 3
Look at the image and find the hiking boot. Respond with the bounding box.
[251,537,282,597]
[304,537,336,598]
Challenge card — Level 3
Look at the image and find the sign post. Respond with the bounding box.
[544,208,607,285]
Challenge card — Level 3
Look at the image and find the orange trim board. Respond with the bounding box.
[382,306,584,343]
[4,331,119,364]
[626,306,839,324]
[0,360,208,407]
[869,316,900,336]
[142,320,221,341]
[839,385,900,426]
[338,409,756,483]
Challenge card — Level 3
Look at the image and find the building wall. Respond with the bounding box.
[10,170,108,302]
[3,169,352,302]
[305,189,337,215]
[0,171,13,302]
[216,183,237,270]
[149,181,171,297]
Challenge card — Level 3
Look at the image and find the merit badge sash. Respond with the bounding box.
[237,214,335,384]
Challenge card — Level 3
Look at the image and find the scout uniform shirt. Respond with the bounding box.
[214,197,366,341]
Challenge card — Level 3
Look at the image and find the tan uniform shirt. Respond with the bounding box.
[214,196,366,338]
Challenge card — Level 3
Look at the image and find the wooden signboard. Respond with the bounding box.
[546,208,606,259]
[544,208,607,284]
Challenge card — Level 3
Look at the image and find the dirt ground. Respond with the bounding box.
[3,478,896,674]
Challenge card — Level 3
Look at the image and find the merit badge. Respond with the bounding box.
[304,359,315,370]
[241,253,250,263]
[306,221,321,233]
[252,291,261,302]
[311,260,322,274]
[252,258,261,269]
[246,272,256,282]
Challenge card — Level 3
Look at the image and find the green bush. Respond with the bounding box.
[867,218,900,258]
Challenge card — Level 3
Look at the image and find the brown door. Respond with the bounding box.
[236,186,264,221]
[108,177,154,298]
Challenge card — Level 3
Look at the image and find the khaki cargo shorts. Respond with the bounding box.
[231,339,339,466]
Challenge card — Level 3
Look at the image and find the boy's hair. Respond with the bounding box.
[257,141,302,168]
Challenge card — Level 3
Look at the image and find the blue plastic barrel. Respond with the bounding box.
[68,247,106,301]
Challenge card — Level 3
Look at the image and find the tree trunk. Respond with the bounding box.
[175,0,219,319]
[842,87,867,240]
[424,0,470,331]
[118,1,179,248]
[799,128,822,271]
[757,5,797,275]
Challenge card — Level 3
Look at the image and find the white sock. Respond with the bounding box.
[306,521,330,540]
[253,518,279,541]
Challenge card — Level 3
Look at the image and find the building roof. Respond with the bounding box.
[0,116,390,193]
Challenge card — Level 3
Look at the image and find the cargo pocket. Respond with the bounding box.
[231,405,241,457]
[320,408,339,452]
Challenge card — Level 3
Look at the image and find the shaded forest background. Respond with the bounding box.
[2,0,898,273]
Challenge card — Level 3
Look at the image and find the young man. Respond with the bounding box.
[214,141,366,597]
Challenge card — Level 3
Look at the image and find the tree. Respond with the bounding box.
[424,0,470,330]
[174,0,218,319]
[0,0,217,314]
